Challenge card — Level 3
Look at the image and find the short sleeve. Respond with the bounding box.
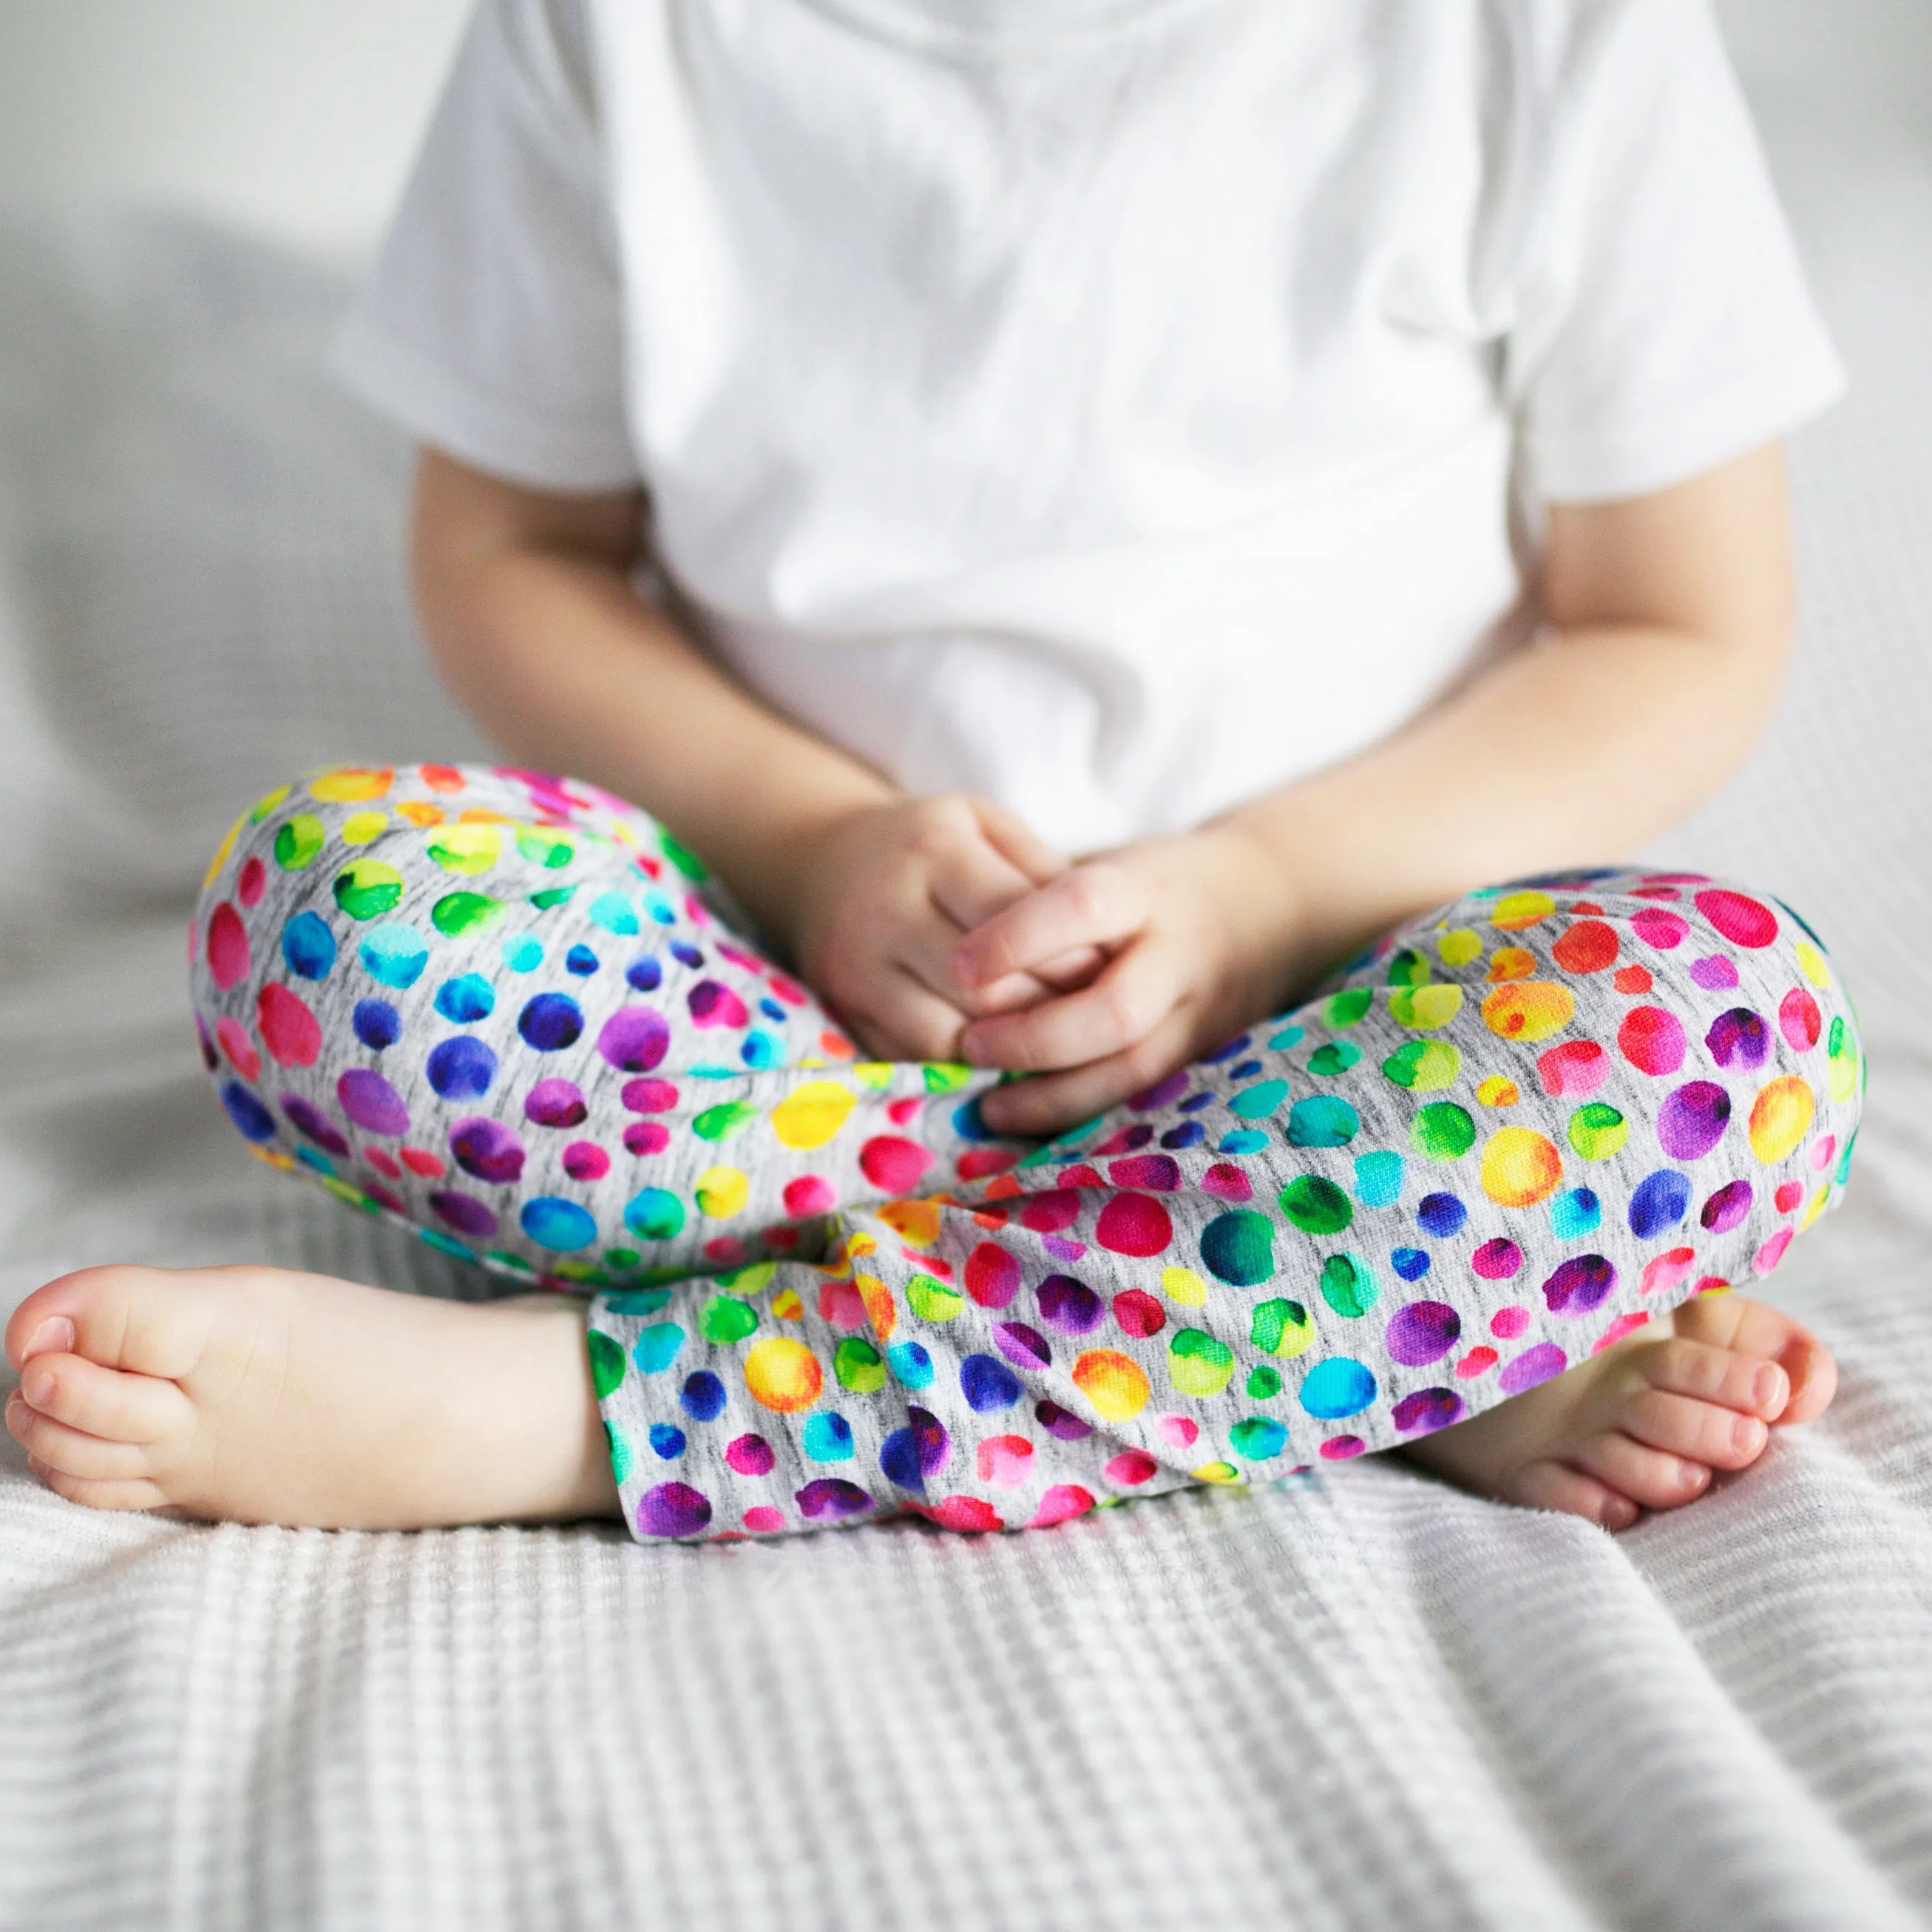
[1504,0,1845,505]
[331,0,640,492]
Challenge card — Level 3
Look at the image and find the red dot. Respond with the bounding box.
[1456,1346,1499,1378]
[858,1136,935,1194]
[237,855,266,909]
[1095,1192,1173,1258]
[1552,920,1619,974]
[1695,889,1779,949]
[1105,1450,1159,1485]
[1613,965,1654,995]
[924,1496,1003,1533]
[1029,1485,1095,1528]
[1779,989,1822,1051]
[207,902,251,992]
[964,1241,1020,1308]
[955,1147,1018,1182]
[399,1146,446,1179]
[257,983,321,1067]
[1619,1005,1687,1077]
[1017,1188,1082,1234]
[1111,1289,1166,1338]
[1775,1180,1805,1213]
[784,1174,836,1216]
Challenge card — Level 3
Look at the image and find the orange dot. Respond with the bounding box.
[1481,982,1576,1043]
[1485,948,1536,984]
[742,1338,824,1413]
[309,765,394,804]
[1480,1128,1564,1207]
[1071,1349,1151,1422]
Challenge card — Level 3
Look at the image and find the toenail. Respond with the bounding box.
[1752,1363,1787,1413]
[22,1362,55,1407]
[22,1316,75,1361]
[1732,1414,1766,1455]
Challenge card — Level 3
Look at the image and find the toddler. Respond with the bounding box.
[6,0,1859,1541]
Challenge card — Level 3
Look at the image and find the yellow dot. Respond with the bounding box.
[1437,928,1483,968]
[1192,1462,1244,1485]
[309,765,394,804]
[1491,889,1556,932]
[769,1079,857,1151]
[876,1198,941,1247]
[248,782,292,824]
[1800,1184,1831,1232]
[855,1271,898,1341]
[1794,940,1832,989]
[1161,1265,1207,1306]
[1073,1349,1151,1421]
[1481,981,1576,1043]
[851,1062,894,1091]
[770,1288,804,1321]
[341,810,389,847]
[1749,1077,1815,1165]
[201,810,246,890]
[1484,948,1536,983]
[695,1165,750,1218]
[1476,1076,1520,1108]
[1391,983,1463,1030]
[1481,1127,1564,1207]
[743,1338,824,1413]
[427,822,501,874]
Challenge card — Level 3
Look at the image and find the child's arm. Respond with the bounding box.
[955,442,1797,1133]
[412,449,1084,1060]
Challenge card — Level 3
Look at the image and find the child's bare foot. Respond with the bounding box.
[3,1264,621,1530]
[1403,1294,1836,1531]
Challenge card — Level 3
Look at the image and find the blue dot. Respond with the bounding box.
[648,1422,686,1460]
[521,1196,597,1251]
[626,955,662,992]
[353,998,401,1051]
[1392,1247,1432,1281]
[671,940,704,969]
[1201,1034,1253,1064]
[1179,1091,1217,1114]
[632,1323,685,1373]
[741,1030,779,1068]
[887,1341,935,1389]
[220,1080,276,1142]
[359,923,429,989]
[1217,1129,1270,1156]
[952,1097,991,1142]
[645,894,677,926]
[1299,1356,1377,1420]
[1550,1187,1602,1240]
[1354,1150,1405,1208]
[960,1354,1022,1411]
[281,911,337,981]
[588,891,640,936]
[518,992,583,1052]
[1629,1170,1692,1241]
[434,974,495,1024]
[427,1035,497,1100]
[1160,1119,1206,1150]
[759,997,787,1023]
[802,1413,855,1462]
[679,1371,727,1422]
[1417,1192,1467,1238]
[296,1145,336,1178]
[1227,1059,1264,1081]
[565,944,600,976]
[501,935,543,973]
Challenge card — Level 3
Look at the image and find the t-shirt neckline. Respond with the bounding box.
[791,0,1204,59]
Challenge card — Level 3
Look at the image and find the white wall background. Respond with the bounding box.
[0,0,1928,254]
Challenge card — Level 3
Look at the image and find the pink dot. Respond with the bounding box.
[207,902,251,991]
[1807,1133,1837,1173]
[975,1435,1034,1486]
[1753,1229,1794,1277]
[1695,889,1779,949]
[363,1147,401,1179]
[1107,1154,1181,1192]
[1105,1449,1159,1485]
[237,855,266,909]
[1774,1180,1805,1213]
[1319,1437,1366,1460]
[1537,1040,1609,1098]
[1200,1162,1253,1202]
[858,1136,935,1195]
[742,1506,786,1534]
[1639,1247,1696,1298]
[784,1174,836,1217]
[1156,1414,1199,1450]
[818,1279,867,1330]
[926,1495,1003,1533]
[214,1016,260,1081]
[563,1141,611,1182]
[1111,1289,1166,1338]
[1592,1311,1653,1355]
[1455,1346,1499,1378]
[1619,1006,1687,1077]
[1632,908,1689,951]
[1489,1305,1531,1339]
[726,1434,776,1477]
[1094,1192,1173,1258]
[623,1122,670,1157]
[1780,989,1822,1052]
[1471,1238,1523,1281]
[621,1078,679,1114]
[257,983,322,1067]
[1028,1485,1095,1529]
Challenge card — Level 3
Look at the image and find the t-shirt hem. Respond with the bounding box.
[330,312,643,495]
[1529,349,1848,505]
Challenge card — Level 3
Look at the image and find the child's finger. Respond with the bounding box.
[958,938,1176,1072]
[972,801,1070,886]
[977,1014,1197,1136]
[926,833,1044,934]
[842,973,970,1065]
[952,861,1148,989]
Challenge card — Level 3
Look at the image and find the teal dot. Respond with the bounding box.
[887,1341,935,1389]
[600,1289,671,1318]
[588,891,641,936]
[1549,1187,1602,1240]
[1217,1129,1270,1156]
[1230,1417,1288,1461]
[1355,1151,1403,1207]
[1267,1025,1305,1051]
[1201,1208,1276,1287]
[623,1187,686,1243]
[521,1197,597,1252]
[740,1029,780,1068]
[1287,1096,1360,1148]
[501,934,543,972]
[631,1323,685,1374]
[801,1413,855,1462]
[434,973,495,1023]
[1299,1356,1377,1420]
[1230,1078,1288,1121]
[358,923,429,989]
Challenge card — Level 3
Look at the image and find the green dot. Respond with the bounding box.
[1319,1253,1378,1318]
[659,827,708,881]
[1245,1363,1284,1400]
[1168,1329,1236,1397]
[906,1274,964,1322]
[603,1247,643,1272]
[273,813,324,871]
[1200,1208,1276,1286]
[1250,1298,1313,1359]
[516,827,577,870]
[1324,988,1374,1029]
[431,890,508,938]
[714,1260,775,1295]
[1382,1040,1462,1092]
[834,1337,887,1394]
[529,884,578,910]
[1278,1174,1353,1236]
[693,1099,759,1142]
[1307,1042,1362,1077]
[1567,1102,1630,1161]
[699,1295,759,1346]
[587,1328,628,1400]
[605,1420,634,1488]
[333,860,403,921]
[1386,948,1430,988]
[921,1062,973,1094]
[1409,1102,1477,1161]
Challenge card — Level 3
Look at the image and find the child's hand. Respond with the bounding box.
[790,795,1103,1065]
[951,827,1303,1135]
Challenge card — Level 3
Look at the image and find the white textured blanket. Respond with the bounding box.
[1,110,1930,1931]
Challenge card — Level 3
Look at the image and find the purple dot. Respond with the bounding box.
[1700,1179,1755,1233]
[1037,1274,1105,1335]
[597,1006,670,1074]
[993,1322,1052,1369]
[1385,1300,1462,1367]
[280,1094,349,1157]
[1034,1400,1092,1441]
[1417,1193,1468,1238]
[427,1035,497,1101]
[1542,1255,1617,1315]
[1128,1071,1189,1111]
[1705,1008,1770,1071]
[635,1482,713,1538]
[1471,1238,1523,1281]
[1392,1388,1465,1435]
[518,993,583,1053]
[796,1479,875,1521]
[523,1078,587,1128]
[1657,1081,1732,1162]
[621,1077,679,1113]
[1689,954,1740,990]
[1498,1341,1568,1396]
[879,1406,950,1491]
[626,955,662,992]
[429,1189,499,1240]
[449,1116,527,1184]
[336,1068,409,1137]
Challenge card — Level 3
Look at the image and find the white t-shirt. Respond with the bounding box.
[336,0,1844,856]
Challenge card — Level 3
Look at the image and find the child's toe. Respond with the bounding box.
[29,1459,172,1514]
[1508,1457,1639,1531]
[17,1350,193,1445]
[1621,1386,1769,1469]
[10,1397,157,1483]
[1643,1335,1786,1417]
[1574,1430,1712,1511]
[1778,1332,1838,1426]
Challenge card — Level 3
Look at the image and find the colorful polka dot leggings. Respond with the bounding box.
[191,763,1863,1542]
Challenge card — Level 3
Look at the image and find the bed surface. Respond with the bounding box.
[2,108,1931,1931]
